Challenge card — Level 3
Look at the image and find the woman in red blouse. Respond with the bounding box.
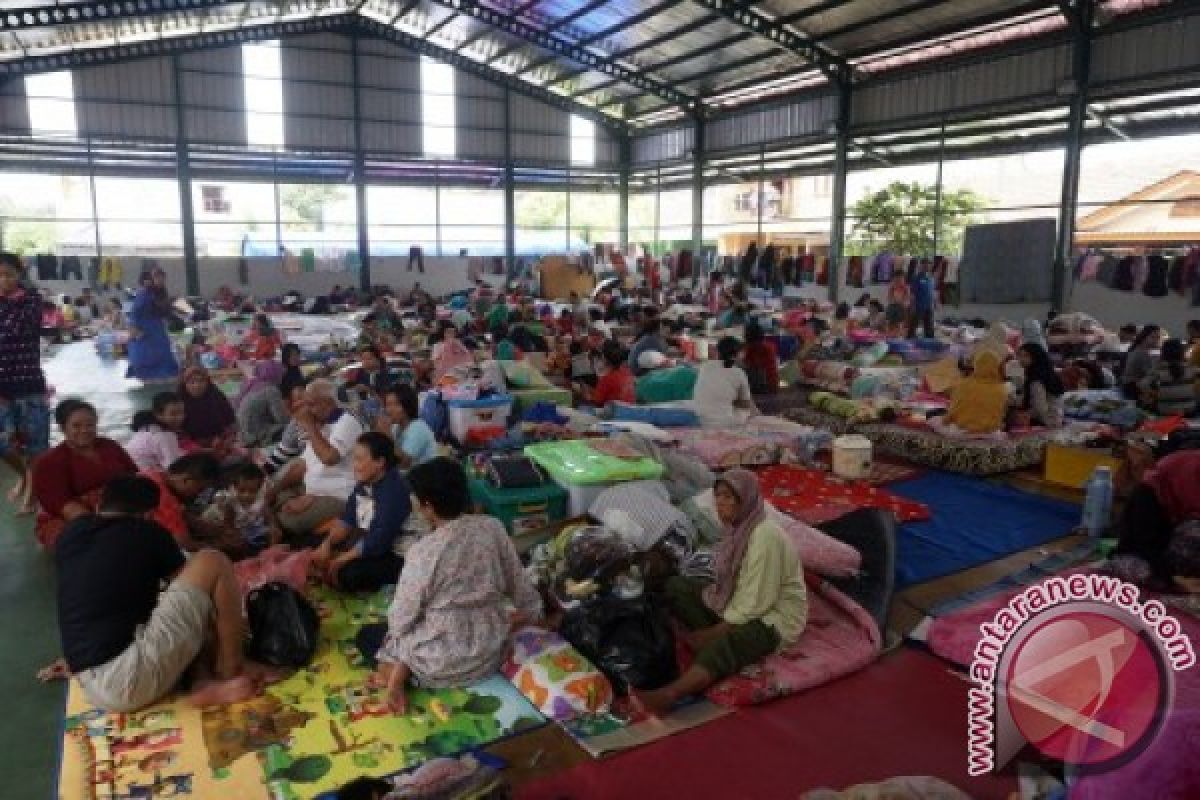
[32,398,137,549]
[742,321,779,395]
[242,313,283,361]
[589,340,636,407]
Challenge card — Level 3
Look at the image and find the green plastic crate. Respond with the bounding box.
[469,477,568,537]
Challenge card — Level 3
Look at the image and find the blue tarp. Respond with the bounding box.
[888,472,1081,588]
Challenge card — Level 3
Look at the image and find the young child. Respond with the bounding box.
[126,392,186,473]
[206,462,281,554]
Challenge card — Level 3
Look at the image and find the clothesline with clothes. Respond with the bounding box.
[1073,247,1200,304]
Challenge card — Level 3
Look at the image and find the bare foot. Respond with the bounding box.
[187,674,258,707]
[37,658,70,683]
[627,687,676,717]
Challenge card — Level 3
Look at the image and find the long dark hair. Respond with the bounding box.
[1160,338,1187,382]
[1019,343,1063,407]
[1130,324,1161,352]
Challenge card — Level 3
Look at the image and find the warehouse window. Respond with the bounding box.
[422,57,456,158]
[25,71,77,138]
[243,41,284,148]
[570,115,595,167]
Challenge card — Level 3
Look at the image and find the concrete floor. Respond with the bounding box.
[3,342,1084,797]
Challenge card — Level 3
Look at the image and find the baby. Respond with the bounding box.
[205,463,281,554]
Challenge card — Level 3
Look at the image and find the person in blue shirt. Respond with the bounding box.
[380,384,439,469]
[314,432,411,592]
[627,317,669,377]
[907,259,937,340]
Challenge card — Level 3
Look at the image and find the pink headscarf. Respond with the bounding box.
[236,359,286,409]
[703,468,767,613]
[433,336,474,382]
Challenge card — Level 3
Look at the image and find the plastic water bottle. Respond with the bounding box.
[1081,466,1114,538]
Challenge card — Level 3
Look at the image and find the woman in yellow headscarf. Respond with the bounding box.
[944,350,1009,434]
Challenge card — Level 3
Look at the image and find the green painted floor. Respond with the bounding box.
[2,342,152,799]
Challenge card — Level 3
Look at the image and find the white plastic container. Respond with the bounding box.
[832,434,873,480]
[549,476,621,518]
[446,393,513,443]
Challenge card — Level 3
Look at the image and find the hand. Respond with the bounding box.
[385,670,408,715]
[368,661,395,689]
[293,408,318,431]
[282,495,315,515]
[37,658,70,682]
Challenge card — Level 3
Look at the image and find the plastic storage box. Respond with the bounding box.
[469,478,567,537]
[524,440,664,516]
[447,393,513,444]
[1043,443,1122,489]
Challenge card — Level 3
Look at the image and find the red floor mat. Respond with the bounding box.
[518,648,1016,800]
[757,465,932,525]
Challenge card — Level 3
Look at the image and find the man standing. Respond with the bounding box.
[908,259,936,339]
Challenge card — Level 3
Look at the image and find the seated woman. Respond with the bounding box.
[586,340,636,408]
[126,392,186,472]
[941,350,1008,434]
[430,321,474,383]
[628,319,668,377]
[343,344,398,401]
[279,343,307,398]
[742,321,779,396]
[1139,337,1198,417]
[1013,343,1064,428]
[1120,325,1163,399]
[362,458,541,713]
[1113,450,1200,589]
[692,337,760,427]
[178,366,238,454]
[242,313,283,360]
[313,432,411,592]
[236,360,289,448]
[633,469,807,714]
[32,398,138,549]
[380,385,438,469]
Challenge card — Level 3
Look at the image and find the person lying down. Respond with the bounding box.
[39,475,285,711]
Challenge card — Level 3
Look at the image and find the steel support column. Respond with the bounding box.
[171,54,199,297]
[691,117,704,283]
[1053,0,1094,312]
[504,88,517,275]
[351,32,371,291]
[619,136,630,252]
[828,82,852,304]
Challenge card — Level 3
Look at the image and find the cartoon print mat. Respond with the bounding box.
[58,587,546,800]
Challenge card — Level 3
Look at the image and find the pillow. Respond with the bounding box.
[610,402,699,427]
[502,627,614,721]
[689,488,861,577]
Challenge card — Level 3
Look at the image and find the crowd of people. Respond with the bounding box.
[4,244,1199,727]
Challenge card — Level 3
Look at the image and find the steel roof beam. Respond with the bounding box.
[355,15,628,133]
[689,0,849,83]
[0,0,247,32]
[454,0,539,53]
[813,0,951,43]
[510,0,678,78]
[776,0,857,27]
[0,13,356,77]
[421,0,694,111]
[840,1,1057,60]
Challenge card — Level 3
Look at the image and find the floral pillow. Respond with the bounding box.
[502,627,614,721]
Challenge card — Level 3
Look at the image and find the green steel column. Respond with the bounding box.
[351,32,371,291]
[1054,0,1094,313]
[828,81,851,304]
[691,117,704,277]
[504,87,516,274]
[619,134,630,252]
[172,54,199,297]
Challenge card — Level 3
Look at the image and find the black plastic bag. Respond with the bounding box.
[245,582,320,667]
[560,594,677,692]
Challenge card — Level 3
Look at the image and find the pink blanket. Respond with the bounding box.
[705,575,882,707]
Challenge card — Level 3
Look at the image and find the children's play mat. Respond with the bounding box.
[58,588,546,800]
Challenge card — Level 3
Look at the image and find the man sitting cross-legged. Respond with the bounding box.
[38,475,279,711]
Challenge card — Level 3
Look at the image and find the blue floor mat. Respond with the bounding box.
[887,472,1081,588]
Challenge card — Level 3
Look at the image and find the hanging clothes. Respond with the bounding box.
[86,257,100,288]
[35,254,58,281]
[846,256,864,288]
[60,256,83,281]
[1096,255,1118,287]
[1112,256,1135,291]
[1144,255,1169,297]
[98,257,123,289]
[816,258,829,286]
[1132,256,1150,293]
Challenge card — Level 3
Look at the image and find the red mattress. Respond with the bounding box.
[518,648,1017,800]
[757,464,932,525]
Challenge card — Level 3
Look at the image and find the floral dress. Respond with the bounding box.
[376,515,542,687]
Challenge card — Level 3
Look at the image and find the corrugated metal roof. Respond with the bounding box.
[0,0,1181,128]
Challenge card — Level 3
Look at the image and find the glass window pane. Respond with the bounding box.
[367,186,438,257]
[0,173,93,255]
[243,42,284,148]
[25,71,77,138]
[192,181,277,257]
[421,58,456,158]
[570,191,619,246]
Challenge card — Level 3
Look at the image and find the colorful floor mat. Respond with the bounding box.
[58,588,545,800]
[756,465,932,525]
[888,472,1081,588]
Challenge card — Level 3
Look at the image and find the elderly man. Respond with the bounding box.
[266,378,364,540]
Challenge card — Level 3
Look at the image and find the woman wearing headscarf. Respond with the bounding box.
[125,268,179,382]
[177,366,238,452]
[430,321,474,382]
[1020,318,1048,352]
[1120,324,1163,399]
[1015,342,1065,428]
[235,360,289,448]
[633,469,807,714]
[942,350,1009,434]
